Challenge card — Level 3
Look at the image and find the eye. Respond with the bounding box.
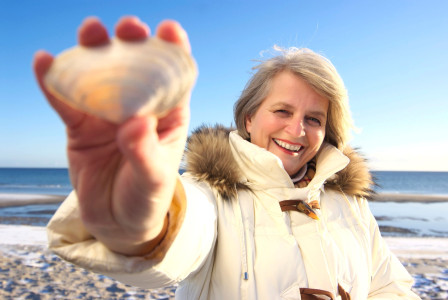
[274,110,292,117]
[306,116,322,126]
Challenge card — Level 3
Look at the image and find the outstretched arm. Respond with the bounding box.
[34,16,193,256]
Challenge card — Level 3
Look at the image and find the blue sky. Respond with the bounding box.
[1,0,447,170]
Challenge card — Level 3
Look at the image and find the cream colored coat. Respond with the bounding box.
[47,129,420,299]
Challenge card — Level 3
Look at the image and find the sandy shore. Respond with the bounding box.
[0,225,447,299]
[3,245,445,300]
[0,244,177,299]
[1,194,447,299]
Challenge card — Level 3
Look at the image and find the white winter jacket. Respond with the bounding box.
[47,127,420,299]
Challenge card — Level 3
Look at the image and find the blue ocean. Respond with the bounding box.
[372,171,448,196]
[0,168,447,236]
[1,168,447,196]
[0,168,72,196]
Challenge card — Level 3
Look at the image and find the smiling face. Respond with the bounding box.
[245,71,329,176]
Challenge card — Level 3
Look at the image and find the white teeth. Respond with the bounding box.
[274,139,301,152]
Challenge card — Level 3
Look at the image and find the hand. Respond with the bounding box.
[33,16,192,255]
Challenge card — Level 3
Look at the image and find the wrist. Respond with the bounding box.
[110,214,169,256]
[106,176,186,258]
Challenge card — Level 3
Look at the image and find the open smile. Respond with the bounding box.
[273,138,303,153]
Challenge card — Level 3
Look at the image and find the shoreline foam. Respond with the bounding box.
[0,224,47,246]
[371,193,448,202]
[0,192,447,208]
[0,193,66,207]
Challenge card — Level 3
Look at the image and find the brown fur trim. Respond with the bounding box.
[186,125,374,200]
[325,147,375,198]
[185,125,251,200]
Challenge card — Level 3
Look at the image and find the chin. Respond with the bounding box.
[283,164,303,176]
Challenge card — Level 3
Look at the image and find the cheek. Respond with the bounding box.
[310,129,326,148]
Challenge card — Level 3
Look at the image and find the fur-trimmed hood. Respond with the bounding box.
[185,125,374,200]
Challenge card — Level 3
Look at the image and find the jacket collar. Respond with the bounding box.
[230,131,349,187]
[185,125,374,201]
[229,131,349,203]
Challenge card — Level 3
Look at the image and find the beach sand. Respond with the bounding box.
[1,244,177,299]
[2,231,446,299]
[1,194,447,299]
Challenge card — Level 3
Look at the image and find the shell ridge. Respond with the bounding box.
[44,37,197,123]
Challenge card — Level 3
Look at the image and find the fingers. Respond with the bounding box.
[78,17,110,46]
[115,17,190,53]
[156,20,191,53]
[115,16,150,41]
[78,16,150,45]
[80,16,189,51]
[35,16,191,129]
[33,17,109,127]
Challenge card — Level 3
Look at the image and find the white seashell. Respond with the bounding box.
[44,37,197,123]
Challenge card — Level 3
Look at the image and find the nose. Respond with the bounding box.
[286,118,305,137]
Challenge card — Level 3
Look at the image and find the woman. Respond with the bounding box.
[35,17,420,299]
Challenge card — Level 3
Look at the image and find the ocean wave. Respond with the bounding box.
[0,184,72,196]
[0,183,71,189]
[0,193,67,201]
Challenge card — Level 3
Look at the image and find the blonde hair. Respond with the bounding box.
[233,47,353,150]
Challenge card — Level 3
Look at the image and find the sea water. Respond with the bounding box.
[0,168,72,196]
[0,168,71,226]
[369,201,448,237]
[0,168,447,236]
[370,171,448,237]
[1,168,447,196]
[372,171,448,196]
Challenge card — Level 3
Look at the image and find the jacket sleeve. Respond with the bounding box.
[356,198,421,299]
[47,175,218,289]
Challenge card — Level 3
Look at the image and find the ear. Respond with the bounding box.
[245,114,252,134]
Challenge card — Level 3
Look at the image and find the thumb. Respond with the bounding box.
[117,116,161,180]
[33,50,86,128]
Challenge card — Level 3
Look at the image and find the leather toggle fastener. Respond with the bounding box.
[279,199,320,220]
